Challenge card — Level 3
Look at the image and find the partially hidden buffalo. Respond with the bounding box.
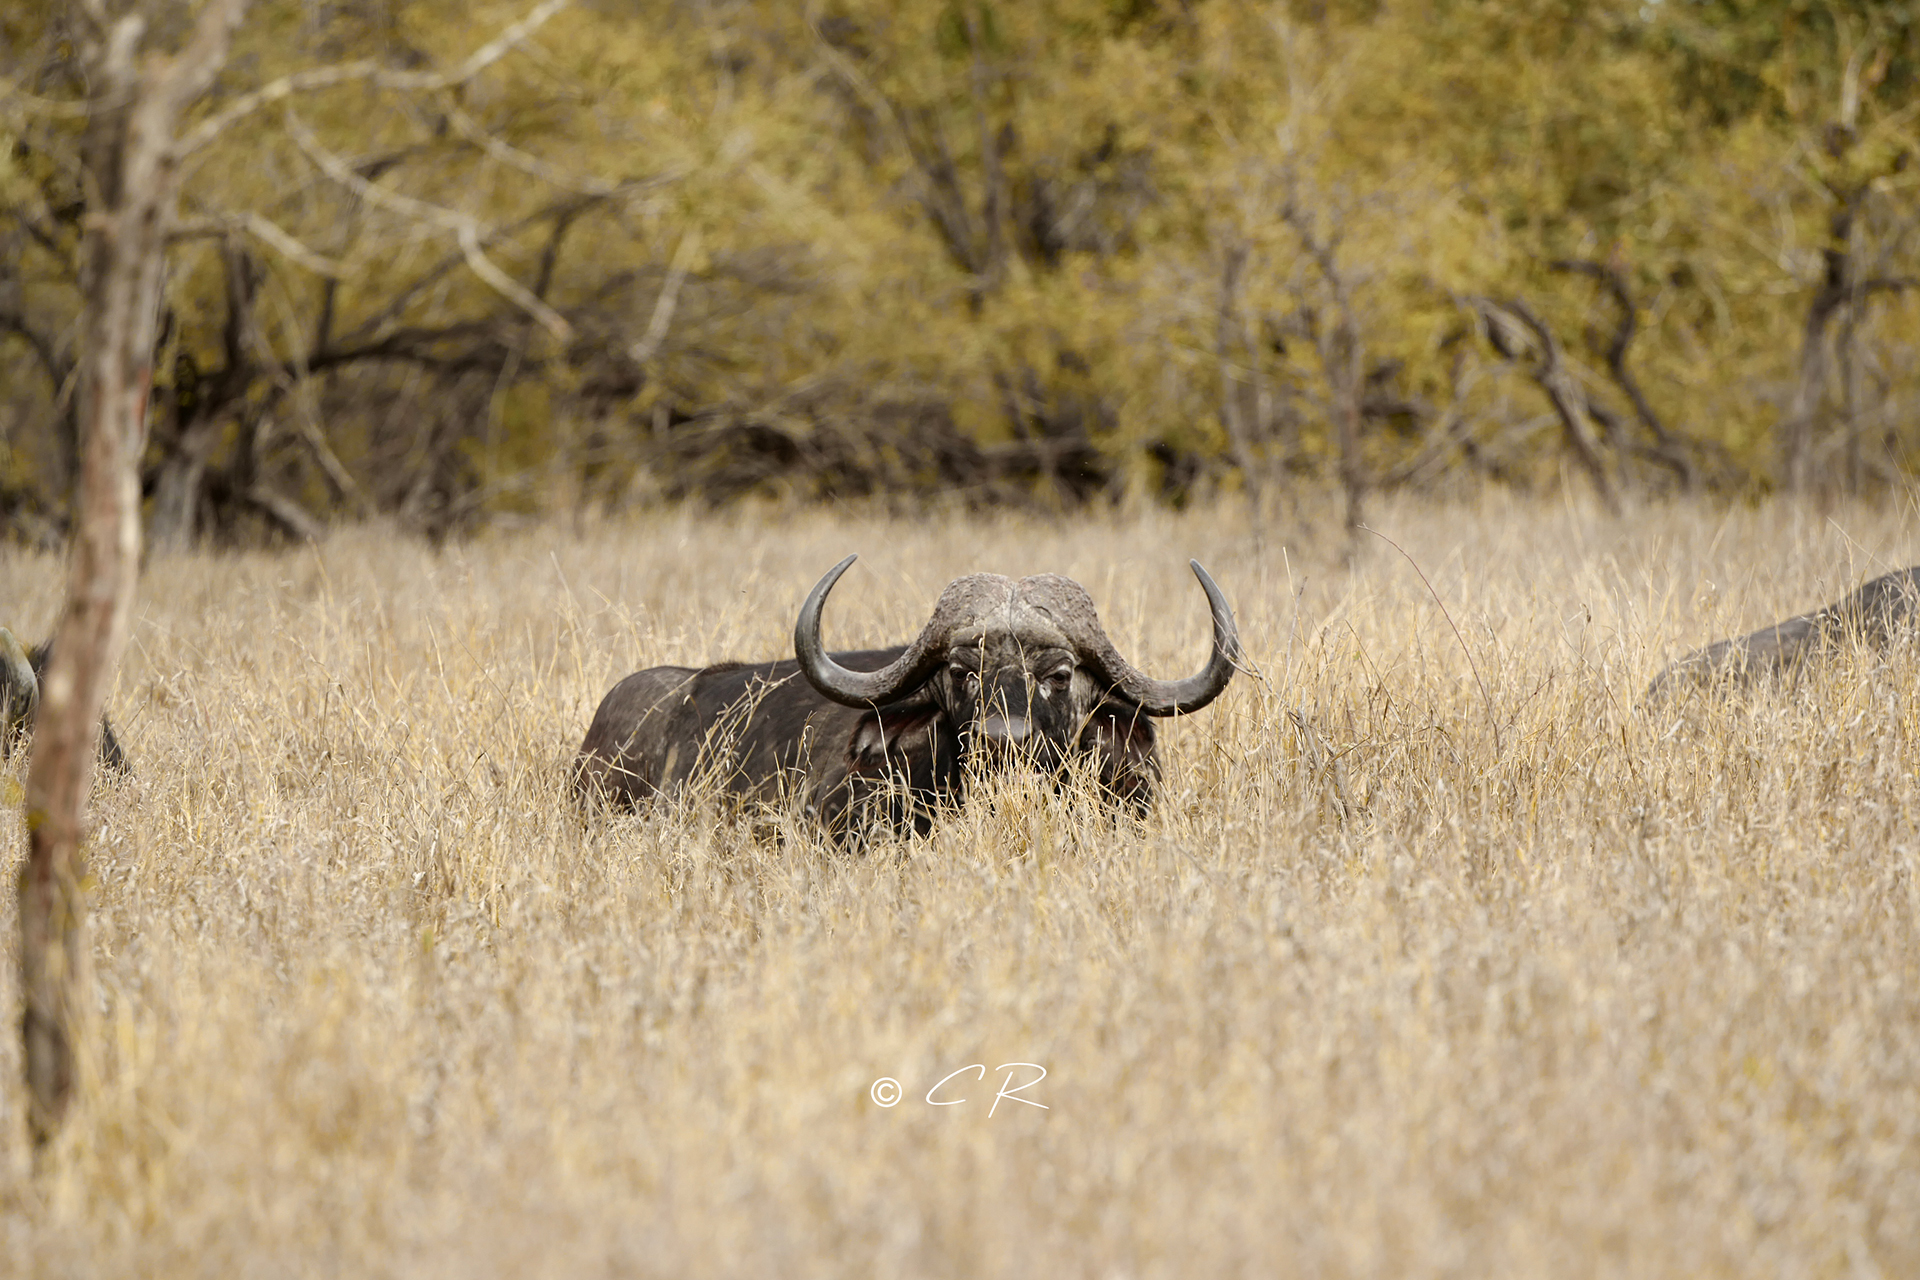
[571,556,1242,839]
[0,627,131,773]
[1646,565,1920,700]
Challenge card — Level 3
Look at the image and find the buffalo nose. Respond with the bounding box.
[979,713,1031,745]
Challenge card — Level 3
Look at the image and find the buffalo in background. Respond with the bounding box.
[573,557,1242,841]
[1,627,131,774]
[1647,565,1920,700]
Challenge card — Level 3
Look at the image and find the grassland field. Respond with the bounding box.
[2,491,1918,1277]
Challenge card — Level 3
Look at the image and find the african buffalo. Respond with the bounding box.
[572,556,1242,840]
[1646,565,1920,700]
[1,628,130,773]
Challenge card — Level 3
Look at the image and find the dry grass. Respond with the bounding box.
[2,492,1918,1278]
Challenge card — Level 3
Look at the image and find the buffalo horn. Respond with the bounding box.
[1,627,39,738]
[1025,561,1242,715]
[794,555,951,707]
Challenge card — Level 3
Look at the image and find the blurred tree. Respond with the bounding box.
[19,0,249,1149]
[2,0,1917,542]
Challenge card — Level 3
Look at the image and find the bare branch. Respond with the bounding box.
[173,213,346,277]
[1549,257,1695,490]
[1213,243,1263,518]
[0,309,69,391]
[808,17,921,175]
[458,221,571,340]
[443,101,618,196]
[178,0,571,155]
[8,202,81,262]
[240,212,344,277]
[1839,42,1871,130]
[1475,296,1620,512]
[71,0,112,42]
[242,482,326,542]
[285,108,572,339]
[328,192,608,351]
[1858,276,1920,298]
[629,229,702,364]
[1280,188,1367,533]
[296,414,368,511]
[154,0,254,121]
[0,81,94,120]
[532,203,584,301]
[963,7,1008,291]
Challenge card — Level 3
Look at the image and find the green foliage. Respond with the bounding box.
[2,0,1917,538]
[1656,0,1919,125]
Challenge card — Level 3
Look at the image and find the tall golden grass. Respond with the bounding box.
[2,492,1918,1277]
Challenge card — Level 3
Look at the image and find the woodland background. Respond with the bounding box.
[3,0,1918,547]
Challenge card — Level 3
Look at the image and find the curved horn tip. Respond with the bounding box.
[799,556,859,621]
[1188,559,1227,594]
[1189,559,1241,634]
[1155,558,1243,714]
[800,554,858,607]
[0,628,32,675]
[0,628,37,718]
[798,553,933,708]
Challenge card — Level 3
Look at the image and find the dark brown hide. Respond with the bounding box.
[574,559,1236,842]
[573,646,1162,841]
[1647,566,1920,699]
[573,648,962,839]
[0,630,129,773]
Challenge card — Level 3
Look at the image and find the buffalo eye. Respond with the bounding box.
[949,663,979,693]
[1040,668,1073,698]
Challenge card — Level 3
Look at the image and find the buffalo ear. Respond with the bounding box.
[821,705,959,844]
[847,704,951,770]
[1080,698,1158,815]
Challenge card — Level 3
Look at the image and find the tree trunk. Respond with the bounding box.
[1215,245,1265,525]
[1328,313,1366,536]
[1548,257,1695,490]
[1478,297,1620,513]
[1278,193,1369,537]
[1779,124,1875,493]
[147,422,221,552]
[150,240,261,552]
[21,0,250,1149]
[1779,253,1847,494]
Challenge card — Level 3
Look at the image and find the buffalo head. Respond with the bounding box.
[794,555,1241,783]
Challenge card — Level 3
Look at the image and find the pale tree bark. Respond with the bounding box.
[149,241,261,552]
[21,0,251,1149]
[1474,296,1621,514]
[1777,47,1914,494]
[1548,256,1696,491]
[1215,244,1265,525]
[1778,205,1855,494]
[1280,194,1368,535]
